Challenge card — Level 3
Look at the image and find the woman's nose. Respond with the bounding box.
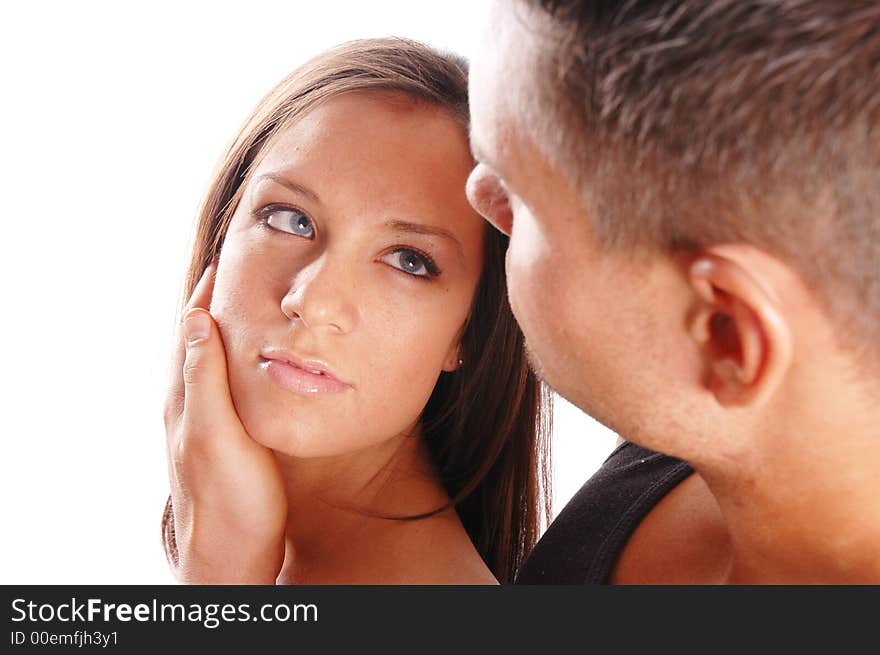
[280,254,358,334]
[466,163,513,236]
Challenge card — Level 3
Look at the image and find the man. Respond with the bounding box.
[466,0,880,583]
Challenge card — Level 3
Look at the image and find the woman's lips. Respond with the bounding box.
[259,356,352,396]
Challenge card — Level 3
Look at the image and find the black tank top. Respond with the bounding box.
[516,442,693,584]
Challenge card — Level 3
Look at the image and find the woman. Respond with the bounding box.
[162,37,552,584]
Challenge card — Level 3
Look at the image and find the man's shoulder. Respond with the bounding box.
[609,470,732,584]
[516,442,694,584]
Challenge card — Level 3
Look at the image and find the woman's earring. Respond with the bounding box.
[458,357,464,367]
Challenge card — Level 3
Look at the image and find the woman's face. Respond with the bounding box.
[211,92,486,458]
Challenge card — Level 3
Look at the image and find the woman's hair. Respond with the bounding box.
[162,37,552,584]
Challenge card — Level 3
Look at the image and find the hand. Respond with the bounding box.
[163,262,288,584]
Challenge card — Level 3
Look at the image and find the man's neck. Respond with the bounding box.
[703,423,880,584]
[613,420,880,584]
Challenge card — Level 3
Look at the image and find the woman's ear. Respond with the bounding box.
[441,342,463,372]
[442,319,470,373]
[687,247,793,408]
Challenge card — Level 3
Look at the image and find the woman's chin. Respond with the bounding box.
[236,411,306,453]
[236,411,345,459]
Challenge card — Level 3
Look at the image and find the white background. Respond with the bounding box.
[0,1,618,583]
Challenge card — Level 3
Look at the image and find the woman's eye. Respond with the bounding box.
[380,248,440,279]
[262,206,315,239]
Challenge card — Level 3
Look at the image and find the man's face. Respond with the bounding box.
[466,1,699,447]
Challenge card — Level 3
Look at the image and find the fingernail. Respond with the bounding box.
[184,311,210,345]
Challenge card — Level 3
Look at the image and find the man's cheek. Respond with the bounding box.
[507,213,551,293]
[505,248,542,338]
[513,201,551,258]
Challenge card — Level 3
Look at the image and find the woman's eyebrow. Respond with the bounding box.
[385,219,465,262]
[256,173,321,204]
[253,174,467,262]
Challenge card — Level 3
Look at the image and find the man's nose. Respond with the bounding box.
[280,254,358,334]
[466,163,513,236]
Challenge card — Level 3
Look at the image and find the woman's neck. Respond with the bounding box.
[271,431,496,584]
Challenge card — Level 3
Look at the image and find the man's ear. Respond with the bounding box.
[687,246,793,408]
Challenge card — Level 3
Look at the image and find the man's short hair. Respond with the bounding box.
[519,0,880,368]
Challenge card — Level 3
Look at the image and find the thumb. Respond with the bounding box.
[181,308,239,433]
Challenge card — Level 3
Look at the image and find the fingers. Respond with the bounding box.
[186,260,218,314]
[164,261,218,426]
[180,308,240,438]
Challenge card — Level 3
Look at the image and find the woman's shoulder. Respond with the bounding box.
[383,509,499,585]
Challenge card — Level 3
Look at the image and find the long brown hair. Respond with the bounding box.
[162,37,552,583]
